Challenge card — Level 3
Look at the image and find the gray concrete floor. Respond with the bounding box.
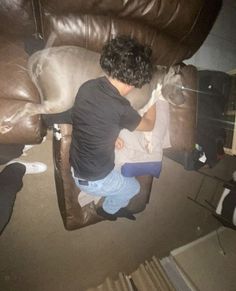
[0,134,235,291]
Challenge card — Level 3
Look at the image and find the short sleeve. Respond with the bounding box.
[119,105,141,131]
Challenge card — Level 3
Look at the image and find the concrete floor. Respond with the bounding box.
[0,134,235,291]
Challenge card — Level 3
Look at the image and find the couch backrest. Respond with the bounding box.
[0,0,39,37]
[38,0,222,66]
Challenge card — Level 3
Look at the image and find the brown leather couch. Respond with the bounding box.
[0,0,46,144]
[0,0,222,230]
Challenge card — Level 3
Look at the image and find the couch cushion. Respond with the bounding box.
[39,0,222,66]
[40,14,189,66]
[0,35,40,102]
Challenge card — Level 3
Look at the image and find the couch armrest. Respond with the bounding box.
[0,99,46,144]
[169,65,198,151]
[0,35,46,144]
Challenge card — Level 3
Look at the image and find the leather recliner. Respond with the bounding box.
[0,0,46,144]
[0,0,222,230]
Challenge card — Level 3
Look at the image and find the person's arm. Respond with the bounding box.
[135,103,156,131]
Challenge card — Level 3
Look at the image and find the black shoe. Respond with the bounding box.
[114,208,136,221]
[96,207,136,221]
[96,207,117,221]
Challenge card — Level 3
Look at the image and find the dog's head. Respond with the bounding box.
[161,66,185,106]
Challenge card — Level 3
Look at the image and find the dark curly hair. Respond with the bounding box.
[100,35,153,88]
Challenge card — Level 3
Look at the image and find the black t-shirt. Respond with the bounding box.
[69,76,141,180]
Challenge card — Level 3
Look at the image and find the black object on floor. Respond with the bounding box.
[0,163,26,234]
[97,207,136,221]
[96,207,117,221]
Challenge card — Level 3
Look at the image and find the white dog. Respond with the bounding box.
[0,44,184,134]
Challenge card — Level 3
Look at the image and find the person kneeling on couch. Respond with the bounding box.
[69,35,156,221]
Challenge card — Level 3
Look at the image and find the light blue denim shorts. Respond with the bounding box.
[72,167,140,214]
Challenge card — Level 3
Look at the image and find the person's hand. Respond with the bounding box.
[115,137,124,150]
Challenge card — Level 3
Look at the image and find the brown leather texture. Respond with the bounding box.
[0,36,40,102]
[39,0,222,66]
[53,124,102,230]
[0,99,46,144]
[169,64,198,151]
[53,124,153,230]
[0,0,36,36]
[0,34,46,143]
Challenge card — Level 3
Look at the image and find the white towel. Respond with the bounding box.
[115,83,171,167]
